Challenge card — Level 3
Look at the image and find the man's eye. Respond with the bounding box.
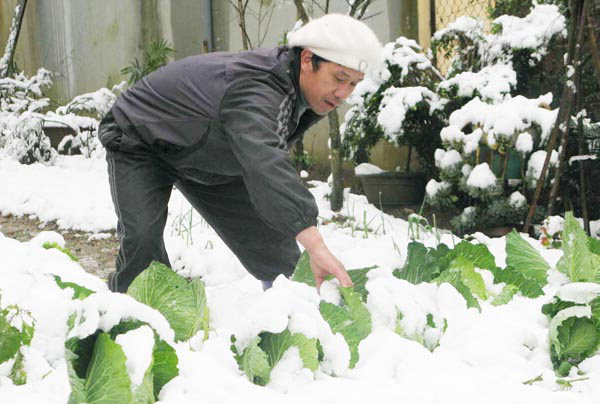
[335,77,344,83]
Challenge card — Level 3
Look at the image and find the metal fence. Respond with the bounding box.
[431,0,494,74]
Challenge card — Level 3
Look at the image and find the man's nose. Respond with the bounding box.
[333,83,353,101]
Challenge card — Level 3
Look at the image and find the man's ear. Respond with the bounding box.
[300,48,314,72]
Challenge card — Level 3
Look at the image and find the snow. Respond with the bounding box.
[1,155,600,403]
[527,150,559,184]
[115,326,155,390]
[354,163,384,175]
[570,155,597,165]
[543,215,564,236]
[438,63,516,103]
[425,179,449,198]
[432,16,484,43]
[447,94,558,146]
[382,37,435,80]
[509,191,527,209]
[467,163,497,189]
[0,4,21,76]
[377,86,438,138]
[435,149,462,169]
[490,4,567,55]
[555,283,600,305]
[516,132,534,155]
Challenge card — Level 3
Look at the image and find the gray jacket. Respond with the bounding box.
[110,47,323,237]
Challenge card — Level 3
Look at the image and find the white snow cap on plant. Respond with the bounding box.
[466,163,496,189]
[426,179,449,198]
[435,149,462,169]
[287,14,383,74]
[460,206,477,222]
[377,86,438,138]
[432,16,484,42]
[515,132,534,155]
[382,36,434,80]
[448,94,557,145]
[440,125,464,145]
[461,164,473,177]
[508,191,526,209]
[526,149,558,181]
[438,63,516,103]
[542,215,564,236]
[490,4,567,55]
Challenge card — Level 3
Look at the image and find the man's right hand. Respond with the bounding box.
[296,226,353,290]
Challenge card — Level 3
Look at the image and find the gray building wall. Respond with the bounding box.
[0,0,213,103]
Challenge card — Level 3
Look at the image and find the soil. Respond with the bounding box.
[0,214,118,281]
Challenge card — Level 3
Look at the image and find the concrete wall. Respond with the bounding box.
[0,0,212,104]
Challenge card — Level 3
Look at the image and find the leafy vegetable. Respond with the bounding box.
[434,257,481,310]
[232,330,319,386]
[43,241,78,261]
[261,330,319,371]
[291,251,377,300]
[54,275,94,300]
[505,230,549,285]
[233,336,270,384]
[547,305,600,377]
[491,284,519,306]
[490,266,545,298]
[393,242,451,283]
[0,312,21,364]
[127,261,210,342]
[68,332,133,404]
[319,287,372,367]
[150,339,179,397]
[395,311,447,351]
[0,300,35,385]
[560,212,600,283]
[66,322,178,402]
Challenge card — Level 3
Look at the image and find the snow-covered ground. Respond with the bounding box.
[0,154,599,404]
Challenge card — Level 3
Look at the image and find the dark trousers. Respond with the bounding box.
[100,115,300,293]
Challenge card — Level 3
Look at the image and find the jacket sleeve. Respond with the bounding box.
[219,75,319,237]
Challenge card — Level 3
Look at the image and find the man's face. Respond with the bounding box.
[299,49,365,116]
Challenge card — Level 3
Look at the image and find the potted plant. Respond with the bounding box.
[341,37,445,206]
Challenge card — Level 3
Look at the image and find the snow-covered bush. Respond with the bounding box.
[0,68,52,114]
[426,3,567,234]
[49,82,126,158]
[3,112,57,165]
[0,67,125,162]
[341,37,445,173]
[0,69,56,164]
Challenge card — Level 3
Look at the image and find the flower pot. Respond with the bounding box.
[357,171,426,207]
[481,226,514,237]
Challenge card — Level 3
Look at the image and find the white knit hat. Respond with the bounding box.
[287,14,382,74]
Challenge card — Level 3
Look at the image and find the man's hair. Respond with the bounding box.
[311,53,329,71]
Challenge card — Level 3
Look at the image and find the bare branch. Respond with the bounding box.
[294,0,310,23]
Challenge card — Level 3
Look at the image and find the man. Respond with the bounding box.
[98,14,382,293]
